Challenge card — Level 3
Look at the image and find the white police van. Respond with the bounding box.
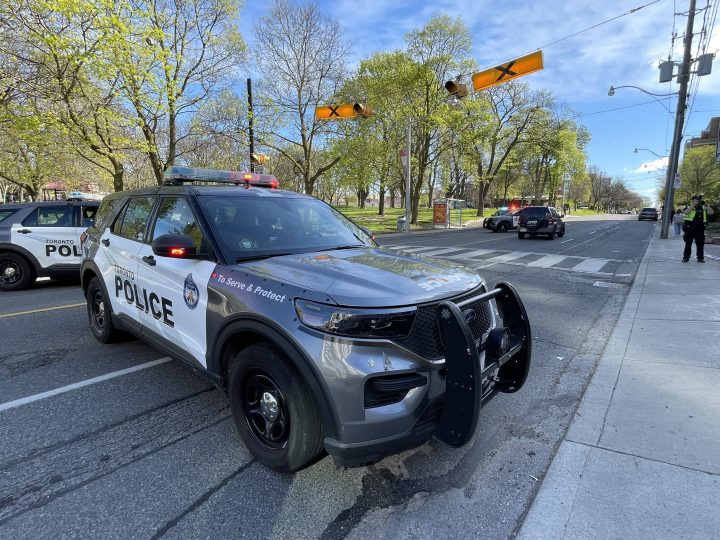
[0,200,100,291]
[80,167,532,472]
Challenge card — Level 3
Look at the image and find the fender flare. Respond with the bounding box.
[0,243,42,274]
[210,316,340,441]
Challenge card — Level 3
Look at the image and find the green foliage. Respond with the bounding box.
[678,145,720,204]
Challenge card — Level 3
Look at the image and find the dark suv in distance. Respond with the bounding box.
[638,207,658,221]
[516,206,565,240]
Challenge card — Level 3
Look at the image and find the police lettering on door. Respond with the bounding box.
[45,239,81,257]
[113,265,174,327]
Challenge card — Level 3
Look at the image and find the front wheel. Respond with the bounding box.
[86,277,124,343]
[0,252,36,291]
[497,222,509,233]
[517,232,525,239]
[228,343,324,472]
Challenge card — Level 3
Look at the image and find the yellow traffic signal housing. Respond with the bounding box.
[445,79,468,98]
[251,153,269,164]
[472,50,544,92]
[315,103,373,120]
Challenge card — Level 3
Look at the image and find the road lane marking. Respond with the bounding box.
[526,254,567,268]
[486,252,529,263]
[0,358,172,413]
[572,258,611,273]
[0,303,86,319]
[420,247,466,257]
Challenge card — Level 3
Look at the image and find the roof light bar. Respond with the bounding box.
[163,166,279,188]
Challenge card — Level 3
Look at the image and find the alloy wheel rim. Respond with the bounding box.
[92,291,105,328]
[0,262,21,284]
[242,371,290,450]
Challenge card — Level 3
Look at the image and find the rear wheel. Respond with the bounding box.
[517,232,525,239]
[557,227,565,238]
[0,252,35,291]
[228,343,324,472]
[86,277,124,343]
[548,229,555,240]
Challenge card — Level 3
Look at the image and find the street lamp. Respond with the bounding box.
[634,147,668,159]
[608,85,677,118]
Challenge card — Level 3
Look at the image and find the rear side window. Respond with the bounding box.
[22,206,74,227]
[81,206,98,227]
[0,209,17,223]
[94,198,123,230]
[113,197,156,242]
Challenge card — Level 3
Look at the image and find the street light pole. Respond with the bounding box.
[660,0,696,239]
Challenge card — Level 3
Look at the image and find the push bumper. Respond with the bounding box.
[324,282,531,466]
[434,281,531,447]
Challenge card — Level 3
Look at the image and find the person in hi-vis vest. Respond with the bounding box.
[682,195,714,262]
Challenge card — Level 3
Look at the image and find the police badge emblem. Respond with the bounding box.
[183,273,199,309]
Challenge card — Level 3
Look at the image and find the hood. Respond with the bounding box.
[237,247,482,307]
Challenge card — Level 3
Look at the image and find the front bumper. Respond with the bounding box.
[324,282,531,466]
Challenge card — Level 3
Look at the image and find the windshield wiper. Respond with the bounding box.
[323,244,366,251]
[235,252,296,262]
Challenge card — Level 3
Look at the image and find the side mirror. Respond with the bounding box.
[560,214,565,218]
[360,226,376,241]
[152,234,197,258]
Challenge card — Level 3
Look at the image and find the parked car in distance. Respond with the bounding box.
[515,206,566,240]
[483,208,518,232]
[638,208,658,221]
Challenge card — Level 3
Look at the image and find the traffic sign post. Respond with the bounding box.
[471,50,544,92]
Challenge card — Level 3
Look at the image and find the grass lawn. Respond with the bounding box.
[566,208,605,217]
[334,205,496,233]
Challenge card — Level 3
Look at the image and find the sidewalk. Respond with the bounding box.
[518,228,720,540]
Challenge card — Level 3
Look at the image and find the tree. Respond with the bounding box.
[109,0,246,184]
[678,145,720,204]
[253,0,350,195]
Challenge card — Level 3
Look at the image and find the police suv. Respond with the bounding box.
[0,199,100,291]
[81,167,532,472]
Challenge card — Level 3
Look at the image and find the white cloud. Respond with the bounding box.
[633,156,669,172]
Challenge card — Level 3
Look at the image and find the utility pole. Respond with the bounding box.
[661,0,697,239]
[247,78,255,173]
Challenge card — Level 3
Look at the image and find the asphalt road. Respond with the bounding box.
[0,215,656,539]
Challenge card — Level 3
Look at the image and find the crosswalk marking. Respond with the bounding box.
[384,244,628,277]
[486,252,530,263]
[526,254,567,268]
[572,258,610,273]
[419,247,467,257]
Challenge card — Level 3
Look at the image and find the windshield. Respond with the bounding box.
[199,195,375,261]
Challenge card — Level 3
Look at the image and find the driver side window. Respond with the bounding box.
[151,196,205,253]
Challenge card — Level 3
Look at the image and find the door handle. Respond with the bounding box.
[17,229,31,234]
[101,239,110,246]
[142,255,156,266]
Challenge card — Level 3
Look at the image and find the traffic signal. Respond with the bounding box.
[471,50,544,92]
[444,79,468,98]
[251,153,269,164]
[315,103,373,120]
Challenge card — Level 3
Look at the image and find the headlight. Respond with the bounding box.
[295,299,416,338]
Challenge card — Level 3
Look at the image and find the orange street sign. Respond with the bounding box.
[471,50,544,92]
[315,103,357,120]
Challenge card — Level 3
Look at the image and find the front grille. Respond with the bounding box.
[395,286,493,360]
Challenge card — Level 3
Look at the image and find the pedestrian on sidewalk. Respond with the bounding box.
[682,196,714,262]
[673,209,684,236]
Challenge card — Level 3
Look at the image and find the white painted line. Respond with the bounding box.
[419,247,464,257]
[0,303,85,319]
[527,254,567,268]
[560,238,574,243]
[572,258,610,273]
[486,251,528,263]
[395,246,441,253]
[445,249,495,259]
[0,358,172,413]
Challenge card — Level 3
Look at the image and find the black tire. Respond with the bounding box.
[0,252,36,291]
[557,227,565,238]
[517,232,525,239]
[547,229,555,240]
[228,343,324,472]
[497,222,509,233]
[86,277,124,343]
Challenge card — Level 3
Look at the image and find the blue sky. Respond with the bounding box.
[240,0,720,203]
